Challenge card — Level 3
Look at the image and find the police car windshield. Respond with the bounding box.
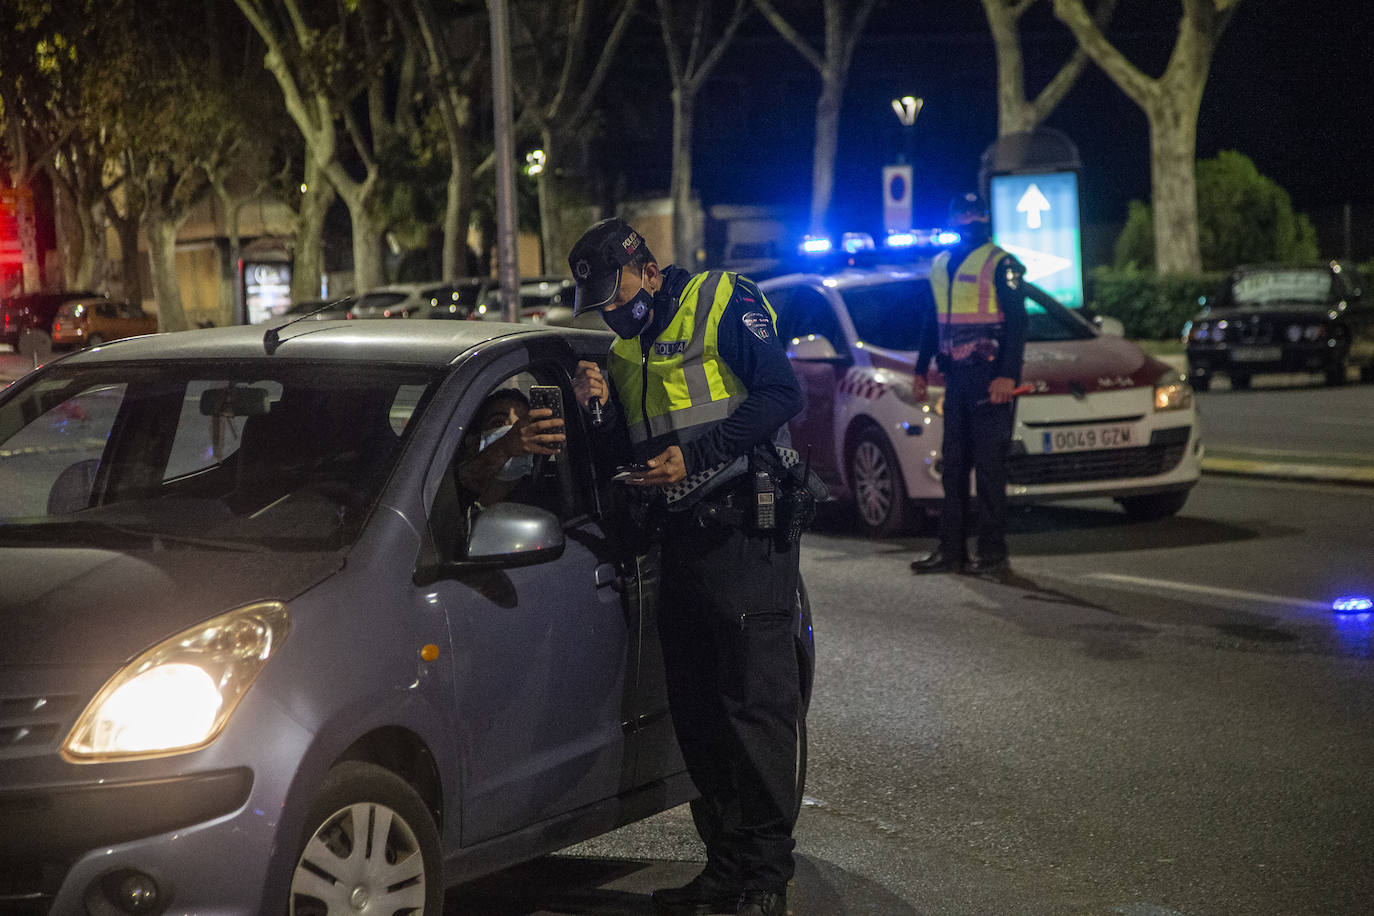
[1025,285,1096,342]
[840,280,929,351]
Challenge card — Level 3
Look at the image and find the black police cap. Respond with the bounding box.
[567,217,648,316]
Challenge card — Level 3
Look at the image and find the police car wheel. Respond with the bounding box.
[849,429,909,537]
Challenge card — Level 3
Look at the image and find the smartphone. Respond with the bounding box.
[613,463,649,481]
[528,385,563,453]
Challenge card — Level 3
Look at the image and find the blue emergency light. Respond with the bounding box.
[800,236,832,255]
[1332,596,1373,613]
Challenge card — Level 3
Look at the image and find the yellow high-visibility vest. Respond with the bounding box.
[930,242,1008,326]
[609,270,774,453]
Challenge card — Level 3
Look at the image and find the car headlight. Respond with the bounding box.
[1153,370,1193,412]
[64,602,290,761]
[1188,321,1210,342]
[1303,323,1325,341]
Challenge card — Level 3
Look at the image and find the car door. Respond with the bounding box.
[421,350,635,845]
[772,283,850,482]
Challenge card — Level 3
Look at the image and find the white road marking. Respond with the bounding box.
[1081,573,1332,612]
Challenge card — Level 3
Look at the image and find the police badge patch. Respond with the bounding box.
[742,312,772,341]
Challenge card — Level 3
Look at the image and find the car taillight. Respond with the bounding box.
[53,321,61,333]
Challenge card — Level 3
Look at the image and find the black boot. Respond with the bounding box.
[652,870,743,915]
[736,889,786,916]
[966,552,1009,575]
[910,547,964,574]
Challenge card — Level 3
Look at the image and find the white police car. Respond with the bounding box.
[761,238,1203,536]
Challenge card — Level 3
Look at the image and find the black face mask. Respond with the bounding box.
[602,277,654,339]
[959,221,992,247]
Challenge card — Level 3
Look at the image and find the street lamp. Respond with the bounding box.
[891,95,922,127]
[524,149,546,177]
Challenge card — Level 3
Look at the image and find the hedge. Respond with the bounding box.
[1087,265,1225,341]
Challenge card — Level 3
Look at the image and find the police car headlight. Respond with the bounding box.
[63,602,289,761]
[1153,371,1193,412]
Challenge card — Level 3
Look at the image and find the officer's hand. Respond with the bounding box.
[988,377,1016,405]
[574,360,607,410]
[629,445,686,486]
[911,373,928,402]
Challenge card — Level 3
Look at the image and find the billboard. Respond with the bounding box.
[989,171,1083,309]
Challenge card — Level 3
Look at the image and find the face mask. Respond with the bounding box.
[602,275,654,339]
[479,424,533,481]
[960,220,991,246]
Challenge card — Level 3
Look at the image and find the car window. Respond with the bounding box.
[357,292,408,310]
[774,286,847,353]
[840,279,931,351]
[1231,270,1332,305]
[1025,285,1096,341]
[0,381,126,519]
[0,362,443,549]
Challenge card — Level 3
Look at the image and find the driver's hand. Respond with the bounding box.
[574,360,608,410]
[628,445,686,486]
[503,408,565,456]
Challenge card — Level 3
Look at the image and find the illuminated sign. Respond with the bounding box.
[990,171,1084,310]
[882,164,913,233]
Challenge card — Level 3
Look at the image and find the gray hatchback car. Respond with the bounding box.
[0,320,814,914]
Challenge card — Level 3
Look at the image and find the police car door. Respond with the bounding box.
[421,351,633,846]
[773,284,849,482]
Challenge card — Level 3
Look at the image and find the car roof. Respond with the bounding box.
[51,318,608,368]
[760,262,932,291]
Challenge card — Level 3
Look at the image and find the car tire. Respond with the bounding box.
[1118,490,1189,522]
[290,761,442,916]
[1229,372,1252,391]
[16,328,52,359]
[848,428,909,537]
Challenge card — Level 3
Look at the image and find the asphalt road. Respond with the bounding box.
[454,475,1374,916]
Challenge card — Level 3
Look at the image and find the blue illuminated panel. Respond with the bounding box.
[990,171,1084,310]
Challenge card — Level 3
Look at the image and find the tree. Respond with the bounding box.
[981,0,1116,137]
[752,0,877,235]
[654,0,751,267]
[1113,150,1318,271]
[1053,0,1243,275]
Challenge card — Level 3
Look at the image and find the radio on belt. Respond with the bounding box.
[753,470,775,530]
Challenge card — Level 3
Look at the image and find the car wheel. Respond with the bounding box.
[16,328,52,359]
[1324,360,1346,387]
[290,761,442,916]
[849,428,909,537]
[1229,372,1252,391]
[1118,490,1189,522]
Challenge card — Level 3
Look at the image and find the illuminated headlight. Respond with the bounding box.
[64,602,289,761]
[1189,321,1210,342]
[1286,324,1302,342]
[1153,371,1193,411]
[1303,324,1324,341]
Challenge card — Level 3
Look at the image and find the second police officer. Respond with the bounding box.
[568,217,805,916]
[910,192,1029,576]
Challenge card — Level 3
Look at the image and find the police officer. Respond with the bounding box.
[569,217,803,916]
[910,192,1028,576]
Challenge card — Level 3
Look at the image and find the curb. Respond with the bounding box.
[1201,456,1374,488]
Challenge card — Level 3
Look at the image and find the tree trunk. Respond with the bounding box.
[1147,94,1203,275]
[327,167,385,292]
[809,72,843,235]
[442,134,474,278]
[669,86,697,268]
[986,5,1035,137]
[146,217,190,332]
[294,157,334,303]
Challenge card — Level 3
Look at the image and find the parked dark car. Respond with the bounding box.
[1,289,101,356]
[0,319,814,913]
[1183,263,1373,390]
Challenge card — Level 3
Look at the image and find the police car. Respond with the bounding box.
[761,235,1203,536]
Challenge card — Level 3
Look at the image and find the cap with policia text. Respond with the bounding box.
[567,217,650,316]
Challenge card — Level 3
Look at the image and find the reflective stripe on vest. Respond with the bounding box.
[609,270,769,449]
[930,243,1006,325]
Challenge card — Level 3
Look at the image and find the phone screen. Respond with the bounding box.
[528,385,563,452]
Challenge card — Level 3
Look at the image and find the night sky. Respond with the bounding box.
[622,0,1374,265]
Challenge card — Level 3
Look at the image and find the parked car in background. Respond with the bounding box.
[0,319,815,913]
[515,276,576,322]
[1,289,101,356]
[51,298,157,348]
[1183,262,1373,390]
[762,253,1202,536]
[349,280,495,320]
[275,297,354,321]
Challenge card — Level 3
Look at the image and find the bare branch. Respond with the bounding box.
[752,0,825,73]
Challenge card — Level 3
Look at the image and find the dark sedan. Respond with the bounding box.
[1183,263,1374,390]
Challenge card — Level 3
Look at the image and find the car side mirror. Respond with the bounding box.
[787,334,847,362]
[1093,315,1125,337]
[414,502,566,584]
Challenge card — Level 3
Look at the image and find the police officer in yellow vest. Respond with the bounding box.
[911,193,1029,576]
[568,218,804,916]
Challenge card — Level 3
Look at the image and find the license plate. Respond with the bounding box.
[1231,346,1281,362]
[1041,424,1133,453]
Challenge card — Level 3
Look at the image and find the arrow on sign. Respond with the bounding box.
[1016,184,1051,229]
[1000,242,1072,284]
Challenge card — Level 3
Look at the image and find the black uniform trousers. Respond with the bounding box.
[938,357,1015,560]
[658,500,801,895]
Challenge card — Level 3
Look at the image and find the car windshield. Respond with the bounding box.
[1025,285,1097,342]
[841,280,929,351]
[0,361,442,550]
[1230,270,1332,305]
